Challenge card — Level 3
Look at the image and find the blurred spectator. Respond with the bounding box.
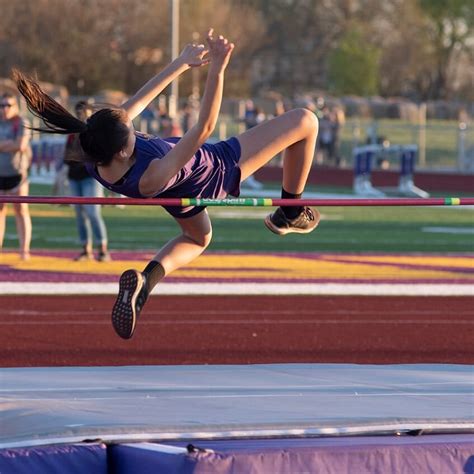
[0,93,32,260]
[330,106,344,166]
[458,107,470,124]
[240,100,265,189]
[180,100,199,134]
[274,99,286,117]
[243,100,266,130]
[137,104,159,135]
[159,114,183,137]
[52,141,69,197]
[157,101,168,122]
[316,106,342,166]
[63,100,111,262]
[154,102,180,137]
[267,99,287,167]
[140,104,157,122]
[316,97,325,117]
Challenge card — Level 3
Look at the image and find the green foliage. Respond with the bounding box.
[416,0,474,99]
[418,0,474,22]
[0,0,471,100]
[328,29,381,96]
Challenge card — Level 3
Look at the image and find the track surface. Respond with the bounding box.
[1,295,472,367]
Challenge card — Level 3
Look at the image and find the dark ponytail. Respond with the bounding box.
[13,69,131,165]
[13,69,87,135]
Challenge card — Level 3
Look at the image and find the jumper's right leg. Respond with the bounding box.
[236,108,320,235]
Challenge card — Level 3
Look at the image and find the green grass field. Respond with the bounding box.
[2,184,473,254]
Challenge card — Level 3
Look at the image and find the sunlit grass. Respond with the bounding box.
[2,184,472,254]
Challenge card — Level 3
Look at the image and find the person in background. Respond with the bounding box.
[274,99,286,118]
[241,100,264,189]
[64,100,111,262]
[136,104,159,135]
[243,100,266,130]
[159,114,183,138]
[180,100,199,134]
[0,93,32,260]
[330,106,344,167]
[316,106,334,164]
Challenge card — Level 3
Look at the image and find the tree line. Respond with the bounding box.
[0,0,472,101]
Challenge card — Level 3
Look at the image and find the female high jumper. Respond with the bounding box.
[14,29,319,339]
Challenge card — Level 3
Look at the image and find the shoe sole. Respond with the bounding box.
[264,210,321,236]
[112,269,143,339]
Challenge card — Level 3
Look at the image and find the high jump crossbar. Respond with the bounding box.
[0,196,473,207]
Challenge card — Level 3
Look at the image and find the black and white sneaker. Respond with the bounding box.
[264,206,320,235]
[112,269,149,339]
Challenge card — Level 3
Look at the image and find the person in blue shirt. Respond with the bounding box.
[63,100,111,262]
[14,29,319,339]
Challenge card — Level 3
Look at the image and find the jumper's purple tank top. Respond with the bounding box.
[86,134,241,218]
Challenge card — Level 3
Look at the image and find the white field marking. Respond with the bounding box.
[41,236,77,243]
[1,319,472,326]
[44,236,153,244]
[1,282,473,296]
[3,234,22,241]
[422,226,474,234]
[106,243,159,249]
[85,225,178,233]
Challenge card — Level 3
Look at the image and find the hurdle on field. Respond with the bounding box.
[0,196,472,207]
[353,144,429,198]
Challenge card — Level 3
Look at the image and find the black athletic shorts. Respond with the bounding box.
[0,174,22,191]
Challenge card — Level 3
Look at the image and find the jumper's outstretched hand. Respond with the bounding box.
[179,43,209,68]
[206,28,234,71]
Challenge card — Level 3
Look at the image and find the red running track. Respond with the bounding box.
[1,295,472,367]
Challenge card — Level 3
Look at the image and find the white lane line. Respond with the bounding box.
[1,282,473,296]
[422,227,474,234]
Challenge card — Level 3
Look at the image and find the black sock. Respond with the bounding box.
[142,260,166,293]
[281,189,304,219]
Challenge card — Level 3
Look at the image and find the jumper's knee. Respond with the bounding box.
[292,108,319,135]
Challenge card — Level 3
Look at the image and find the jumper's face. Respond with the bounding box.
[0,97,18,121]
